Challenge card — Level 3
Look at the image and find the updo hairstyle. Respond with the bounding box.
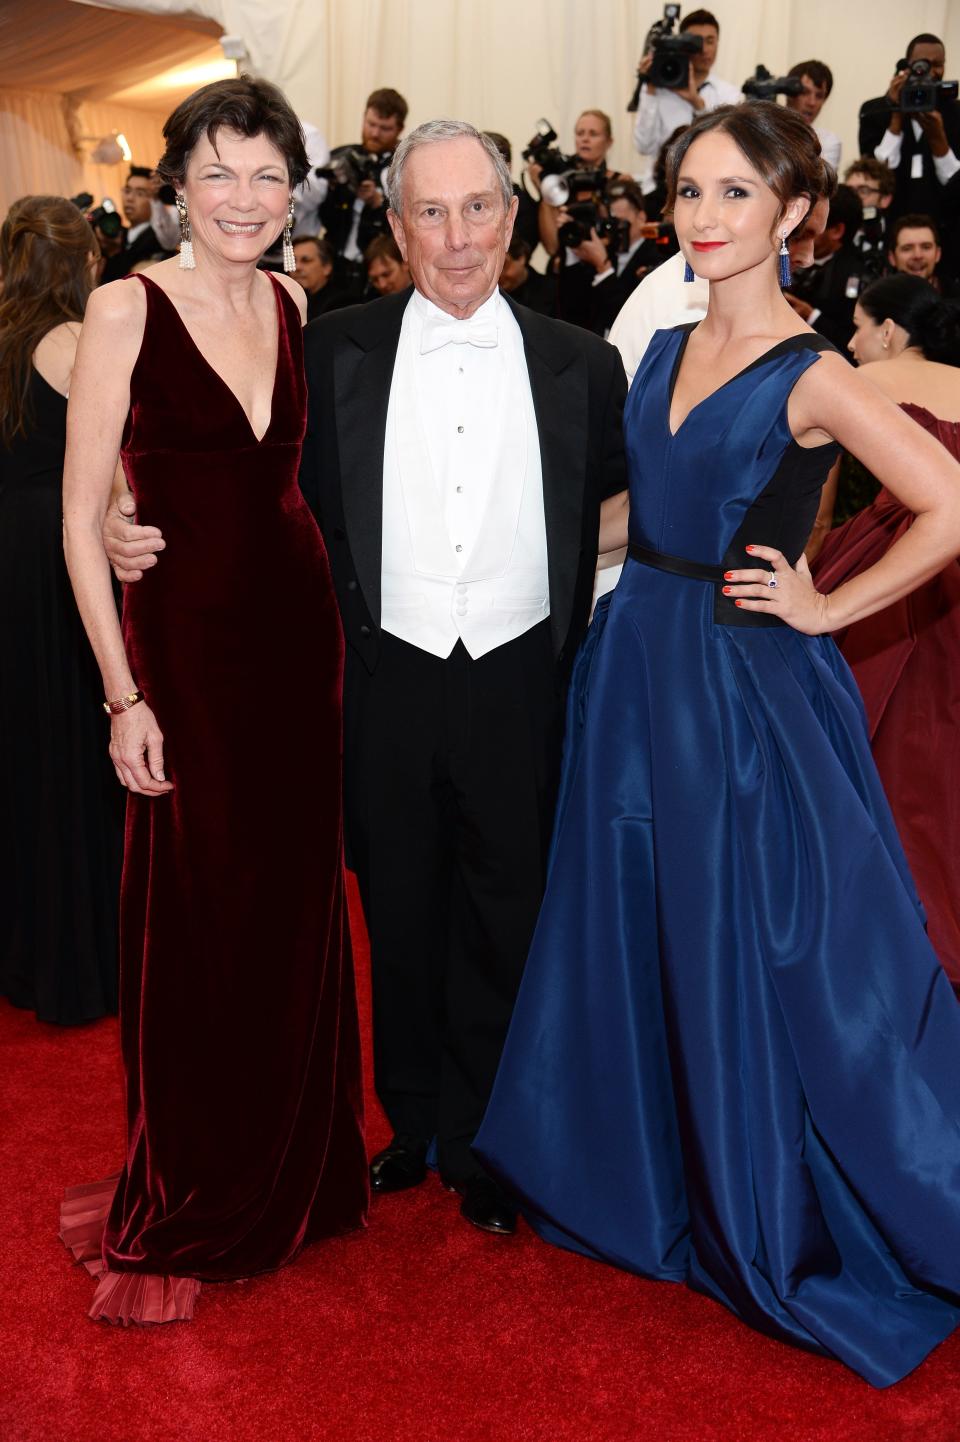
[0,195,96,445]
[858,274,960,367]
[664,101,833,237]
[157,75,309,189]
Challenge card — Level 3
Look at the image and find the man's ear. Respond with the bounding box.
[387,208,408,262]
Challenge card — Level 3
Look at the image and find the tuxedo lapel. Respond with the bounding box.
[508,298,588,656]
[334,292,409,629]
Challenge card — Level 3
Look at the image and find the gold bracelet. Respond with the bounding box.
[103,690,144,716]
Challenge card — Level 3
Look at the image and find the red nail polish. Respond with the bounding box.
[723,571,733,580]
[745,546,756,553]
[722,586,731,594]
[735,600,743,607]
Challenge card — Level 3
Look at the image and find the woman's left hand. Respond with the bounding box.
[722,544,832,635]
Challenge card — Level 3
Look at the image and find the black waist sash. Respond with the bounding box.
[626,542,783,629]
[627,542,722,584]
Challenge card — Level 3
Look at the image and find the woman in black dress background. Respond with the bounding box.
[0,195,122,1024]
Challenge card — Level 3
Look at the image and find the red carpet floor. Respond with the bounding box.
[2,877,960,1442]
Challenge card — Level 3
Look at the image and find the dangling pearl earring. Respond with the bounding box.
[176,194,195,270]
[778,232,791,288]
[282,200,296,274]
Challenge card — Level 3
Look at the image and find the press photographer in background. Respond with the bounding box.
[630,7,739,193]
[859,34,960,271]
[93,167,176,282]
[560,181,678,336]
[526,110,630,259]
[291,234,354,319]
[785,183,863,349]
[845,156,896,269]
[316,87,408,294]
[363,233,411,297]
[785,60,842,170]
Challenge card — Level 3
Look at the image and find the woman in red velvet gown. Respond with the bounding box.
[60,77,367,1324]
[812,274,960,985]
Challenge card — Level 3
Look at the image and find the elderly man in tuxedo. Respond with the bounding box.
[106,118,626,1234]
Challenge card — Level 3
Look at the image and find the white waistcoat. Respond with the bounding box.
[380,295,549,661]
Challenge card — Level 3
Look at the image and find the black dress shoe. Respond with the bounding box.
[369,1136,429,1194]
[457,1175,517,1235]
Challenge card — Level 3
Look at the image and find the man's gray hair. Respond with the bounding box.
[383,119,513,214]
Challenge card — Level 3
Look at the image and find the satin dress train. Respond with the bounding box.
[475,326,960,1388]
[60,273,368,1323]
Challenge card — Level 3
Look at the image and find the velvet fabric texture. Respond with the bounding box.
[476,327,960,1388]
[62,273,367,1321]
[813,404,960,985]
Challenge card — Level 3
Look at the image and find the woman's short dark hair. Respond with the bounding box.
[787,60,834,98]
[158,75,308,188]
[665,102,831,234]
[858,273,960,366]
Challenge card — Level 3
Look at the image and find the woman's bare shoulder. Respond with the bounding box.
[33,322,82,396]
[271,270,308,324]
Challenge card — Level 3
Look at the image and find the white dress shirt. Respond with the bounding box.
[874,121,960,185]
[814,125,842,172]
[633,74,742,188]
[381,289,550,659]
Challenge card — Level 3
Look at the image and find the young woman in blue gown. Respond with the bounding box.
[474,102,960,1388]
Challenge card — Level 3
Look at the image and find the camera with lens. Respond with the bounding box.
[894,56,959,114]
[558,203,631,252]
[854,209,888,283]
[71,193,123,239]
[316,146,394,196]
[742,65,804,102]
[628,4,702,107]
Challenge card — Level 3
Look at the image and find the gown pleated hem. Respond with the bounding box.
[60,1176,200,1325]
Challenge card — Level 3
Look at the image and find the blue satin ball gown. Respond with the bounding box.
[474,324,960,1388]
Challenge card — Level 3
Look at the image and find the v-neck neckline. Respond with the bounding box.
[666,325,807,440]
[139,272,283,446]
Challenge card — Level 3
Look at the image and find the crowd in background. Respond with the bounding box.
[70,14,960,357]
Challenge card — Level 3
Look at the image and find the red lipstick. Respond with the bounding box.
[691,241,728,251]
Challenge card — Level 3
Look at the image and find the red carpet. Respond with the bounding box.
[2,876,959,1442]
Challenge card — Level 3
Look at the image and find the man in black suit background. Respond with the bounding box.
[785,184,864,351]
[858,33,960,271]
[300,120,627,1234]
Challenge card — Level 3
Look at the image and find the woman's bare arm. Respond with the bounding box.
[599,490,630,554]
[62,281,172,795]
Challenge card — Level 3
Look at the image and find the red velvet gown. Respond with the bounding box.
[813,403,960,985]
[61,272,368,1322]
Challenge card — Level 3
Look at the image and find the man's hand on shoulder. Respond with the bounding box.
[103,492,165,583]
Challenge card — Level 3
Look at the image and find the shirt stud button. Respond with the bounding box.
[457,425,464,434]
[455,544,463,553]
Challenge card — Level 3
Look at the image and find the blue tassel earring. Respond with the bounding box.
[778,233,791,288]
[683,260,694,283]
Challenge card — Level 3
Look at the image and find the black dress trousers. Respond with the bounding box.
[344,619,563,1181]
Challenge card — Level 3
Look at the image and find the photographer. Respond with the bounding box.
[100,166,176,283]
[631,9,739,190]
[845,156,895,268]
[530,110,630,258]
[318,87,408,289]
[859,34,960,262]
[785,183,863,349]
[291,235,354,320]
[570,181,677,335]
[785,61,841,170]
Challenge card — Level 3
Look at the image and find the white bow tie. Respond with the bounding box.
[420,313,499,355]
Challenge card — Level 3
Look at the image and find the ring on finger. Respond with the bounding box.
[766,572,779,589]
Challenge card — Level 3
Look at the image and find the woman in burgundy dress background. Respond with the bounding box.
[60,76,367,1325]
[812,274,960,985]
